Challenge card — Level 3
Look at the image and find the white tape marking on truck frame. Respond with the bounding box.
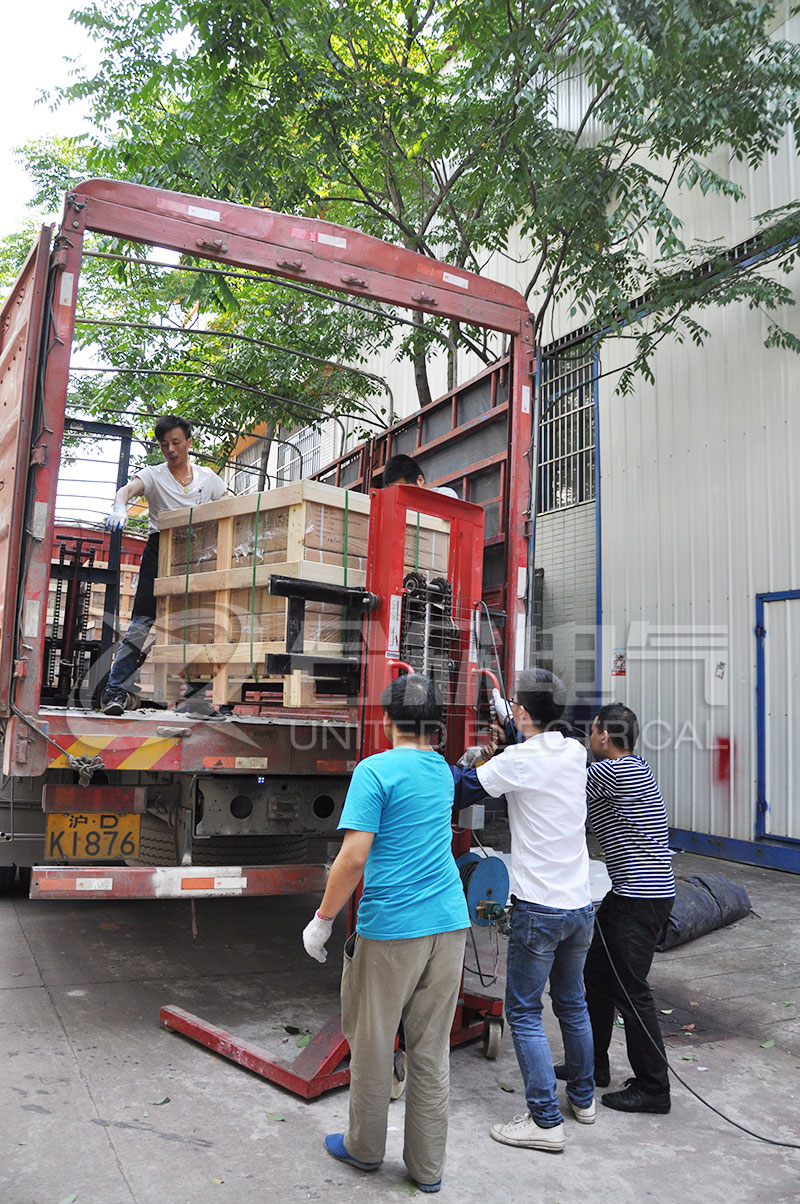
[521,386,531,414]
[317,232,347,248]
[442,271,469,289]
[152,867,248,897]
[58,272,75,307]
[76,878,114,891]
[23,599,41,639]
[188,205,221,221]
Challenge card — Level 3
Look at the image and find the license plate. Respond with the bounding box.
[45,814,141,862]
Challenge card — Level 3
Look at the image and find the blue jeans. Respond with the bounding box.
[505,899,595,1127]
[106,614,154,695]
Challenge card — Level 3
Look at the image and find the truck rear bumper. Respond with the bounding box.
[29,862,327,899]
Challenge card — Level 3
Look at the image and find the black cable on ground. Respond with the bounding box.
[595,918,800,1150]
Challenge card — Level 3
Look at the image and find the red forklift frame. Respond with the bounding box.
[161,482,503,1096]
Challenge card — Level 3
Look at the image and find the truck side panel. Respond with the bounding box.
[0,227,52,714]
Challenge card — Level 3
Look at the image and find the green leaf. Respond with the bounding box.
[760,1040,776,1049]
[498,1081,516,1092]
[296,1034,311,1048]
[265,1111,285,1122]
[152,1096,171,1105]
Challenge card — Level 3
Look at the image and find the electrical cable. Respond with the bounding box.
[594,916,800,1149]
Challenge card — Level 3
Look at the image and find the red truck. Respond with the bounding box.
[0,178,535,1093]
[0,178,534,902]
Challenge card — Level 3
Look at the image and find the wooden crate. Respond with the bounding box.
[151,480,450,707]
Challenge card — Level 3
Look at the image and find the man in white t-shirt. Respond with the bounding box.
[452,669,594,1153]
[102,414,226,716]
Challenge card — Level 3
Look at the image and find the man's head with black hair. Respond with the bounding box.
[380,672,442,737]
[154,414,192,444]
[383,454,425,487]
[513,668,567,731]
[592,702,639,755]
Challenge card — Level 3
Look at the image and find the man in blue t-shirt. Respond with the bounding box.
[302,674,469,1194]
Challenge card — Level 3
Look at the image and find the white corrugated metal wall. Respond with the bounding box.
[597,270,800,845]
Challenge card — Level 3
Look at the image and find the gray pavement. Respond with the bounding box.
[1,850,798,1204]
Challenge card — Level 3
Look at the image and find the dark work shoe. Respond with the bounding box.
[601,1080,671,1114]
[554,1062,611,1089]
[102,691,127,717]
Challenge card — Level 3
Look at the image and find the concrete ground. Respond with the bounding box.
[1,848,798,1204]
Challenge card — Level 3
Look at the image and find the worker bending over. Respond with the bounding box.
[302,674,469,1194]
[453,670,595,1153]
[383,453,459,498]
[103,414,226,716]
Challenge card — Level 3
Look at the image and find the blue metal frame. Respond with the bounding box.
[670,828,799,874]
[754,589,800,843]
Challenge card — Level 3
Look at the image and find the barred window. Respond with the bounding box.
[231,439,263,494]
[538,347,597,512]
[277,424,321,484]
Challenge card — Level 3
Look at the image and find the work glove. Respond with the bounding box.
[106,502,128,531]
[302,911,334,963]
[491,688,520,746]
[491,688,513,725]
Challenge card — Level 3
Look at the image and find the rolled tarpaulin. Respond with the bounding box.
[656,872,751,951]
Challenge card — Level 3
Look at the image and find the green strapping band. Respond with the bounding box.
[182,507,194,684]
[343,489,349,588]
[341,490,349,645]
[250,492,262,682]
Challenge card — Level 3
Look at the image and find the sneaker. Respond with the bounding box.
[102,691,127,717]
[324,1133,382,1171]
[601,1080,671,1114]
[554,1061,611,1088]
[490,1114,565,1152]
[415,1181,442,1194]
[568,1097,596,1124]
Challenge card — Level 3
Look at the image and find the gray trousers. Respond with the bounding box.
[341,928,467,1185]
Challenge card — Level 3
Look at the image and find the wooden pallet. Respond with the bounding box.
[152,481,449,707]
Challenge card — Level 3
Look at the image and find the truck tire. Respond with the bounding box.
[128,814,309,867]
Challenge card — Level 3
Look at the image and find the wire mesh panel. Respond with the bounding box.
[538,347,596,513]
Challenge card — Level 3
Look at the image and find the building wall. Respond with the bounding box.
[596,272,800,845]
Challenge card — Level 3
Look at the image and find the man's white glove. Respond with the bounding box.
[302,912,334,963]
[106,502,128,531]
[491,687,513,725]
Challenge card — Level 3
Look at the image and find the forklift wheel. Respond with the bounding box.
[482,1017,503,1060]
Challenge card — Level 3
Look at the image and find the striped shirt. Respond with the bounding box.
[587,756,675,899]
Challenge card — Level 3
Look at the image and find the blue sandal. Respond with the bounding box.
[324,1133,383,1172]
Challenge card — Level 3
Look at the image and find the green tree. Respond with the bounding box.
[30,1,800,405]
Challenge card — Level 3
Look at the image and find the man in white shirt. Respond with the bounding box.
[102,414,226,716]
[455,669,594,1153]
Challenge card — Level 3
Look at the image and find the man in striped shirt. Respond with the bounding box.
[582,703,675,1114]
